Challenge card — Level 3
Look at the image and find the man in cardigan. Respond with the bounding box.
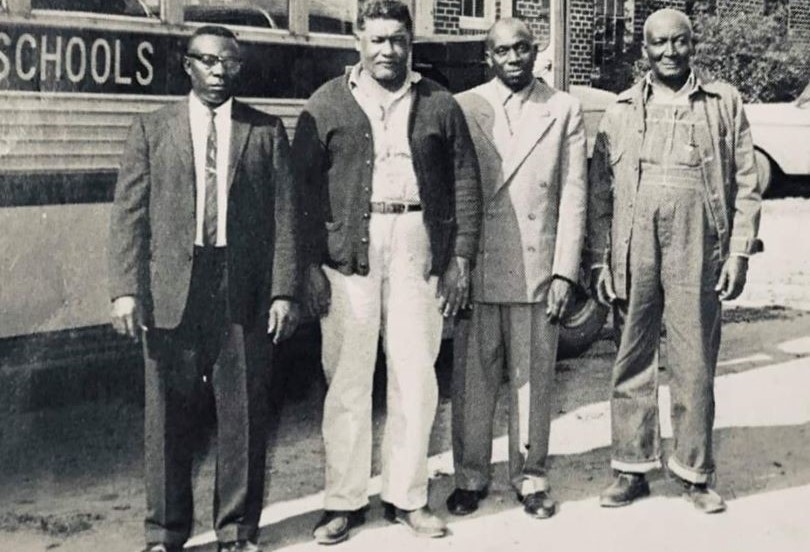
[292,0,481,544]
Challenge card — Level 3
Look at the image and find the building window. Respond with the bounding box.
[460,0,495,31]
[462,0,485,18]
[592,0,627,72]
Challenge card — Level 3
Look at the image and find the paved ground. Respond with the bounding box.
[2,192,810,552]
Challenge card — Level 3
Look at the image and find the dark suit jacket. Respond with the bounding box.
[108,99,299,330]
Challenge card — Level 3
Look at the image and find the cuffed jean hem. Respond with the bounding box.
[668,456,712,485]
[611,458,662,474]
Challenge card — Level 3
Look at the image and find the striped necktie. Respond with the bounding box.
[203,108,218,246]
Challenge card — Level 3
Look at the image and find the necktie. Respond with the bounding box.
[504,94,521,136]
[203,109,218,246]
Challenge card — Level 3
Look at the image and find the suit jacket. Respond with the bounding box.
[456,79,588,304]
[108,99,299,329]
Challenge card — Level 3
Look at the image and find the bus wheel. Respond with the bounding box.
[558,286,609,359]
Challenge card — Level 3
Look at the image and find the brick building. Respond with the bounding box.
[416,0,810,86]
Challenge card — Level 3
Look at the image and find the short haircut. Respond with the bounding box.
[642,8,693,43]
[187,25,239,52]
[356,0,413,34]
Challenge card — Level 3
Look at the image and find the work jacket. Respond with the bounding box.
[587,75,763,299]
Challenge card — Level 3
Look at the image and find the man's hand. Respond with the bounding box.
[268,299,300,344]
[547,277,574,324]
[111,295,143,341]
[715,256,749,301]
[304,264,331,319]
[592,266,617,307]
[438,256,470,318]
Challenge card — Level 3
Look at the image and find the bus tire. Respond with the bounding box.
[557,289,609,359]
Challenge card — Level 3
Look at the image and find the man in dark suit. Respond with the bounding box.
[108,25,300,552]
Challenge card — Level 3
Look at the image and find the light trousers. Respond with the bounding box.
[320,212,443,511]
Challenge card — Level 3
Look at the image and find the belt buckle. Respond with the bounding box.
[389,203,406,214]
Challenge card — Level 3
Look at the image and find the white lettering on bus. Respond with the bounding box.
[0,33,10,81]
[113,40,132,85]
[65,36,87,83]
[15,33,37,81]
[90,38,111,84]
[40,35,63,81]
[136,41,154,86]
[0,33,155,88]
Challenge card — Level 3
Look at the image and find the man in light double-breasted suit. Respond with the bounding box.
[447,18,588,520]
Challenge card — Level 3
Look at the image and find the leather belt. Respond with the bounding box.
[369,201,422,214]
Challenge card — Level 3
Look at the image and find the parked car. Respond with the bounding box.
[745,82,810,193]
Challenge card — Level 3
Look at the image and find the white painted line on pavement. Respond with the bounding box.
[717,353,772,367]
[778,336,810,355]
[186,354,810,549]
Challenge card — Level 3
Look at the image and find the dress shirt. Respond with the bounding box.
[492,77,537,158]
[189,92,231,246]
[349,63,421,204]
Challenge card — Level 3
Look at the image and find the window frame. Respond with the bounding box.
[459,0,496,31]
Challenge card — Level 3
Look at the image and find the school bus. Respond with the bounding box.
[0,0,607,400]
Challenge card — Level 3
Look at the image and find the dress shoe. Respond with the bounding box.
[312,509,366,545]
[446,488,487,516]
[218,540,262,552]
[681,482,727,513]
[143,544,182,552]
[599,472,650,507]
[520,491,557,519]
[383,502,448,538]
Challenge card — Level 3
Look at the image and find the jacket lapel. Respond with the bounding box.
[501,82,556,183]
[166,100,195,196]
[228,100,252,195]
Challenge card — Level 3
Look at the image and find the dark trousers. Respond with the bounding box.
[452,302,558,494]
[143,247,270,546]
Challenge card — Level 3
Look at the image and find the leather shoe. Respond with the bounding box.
[312,509,366,545]
[446,488,487,516]
[143,545,182,552]
[218,540,262,552]
[383,502,447,538]
[520,491,557,519]
[682,482,727,514]
[599,472,650,507]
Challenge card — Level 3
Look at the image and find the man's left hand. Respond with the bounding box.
[438,256,470,318]
[715,256,749,301]
[547,277,574,324]
[268,299,301,344]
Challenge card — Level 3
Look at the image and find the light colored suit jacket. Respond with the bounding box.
[108,99,300,329]
[456,78,588,304]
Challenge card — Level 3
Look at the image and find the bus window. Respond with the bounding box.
[309,0,354,35]
[183,1,289,30]
[32,0,155,17]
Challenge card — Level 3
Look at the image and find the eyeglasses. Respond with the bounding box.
[185,52,243,72]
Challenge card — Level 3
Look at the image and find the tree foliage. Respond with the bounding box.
[629,7,809,103]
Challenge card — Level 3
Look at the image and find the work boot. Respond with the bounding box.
[599,472,650,507]
[681,482,727,513]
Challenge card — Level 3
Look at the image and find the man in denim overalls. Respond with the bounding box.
[587,9,763,513]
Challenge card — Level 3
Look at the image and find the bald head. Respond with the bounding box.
[486,18,534,51]
[485,17,537,91]
[643,8,693,45]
